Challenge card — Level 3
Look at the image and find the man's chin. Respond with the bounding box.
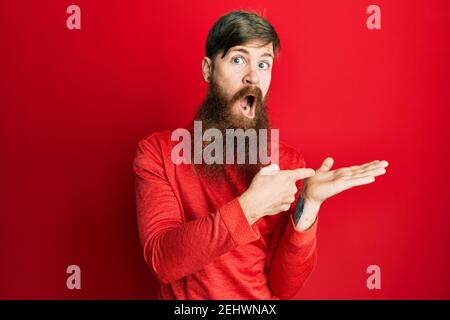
[228,113,258,130]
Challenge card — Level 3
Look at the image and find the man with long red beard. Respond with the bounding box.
[134,11,388,299]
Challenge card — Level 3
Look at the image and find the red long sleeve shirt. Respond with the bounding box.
[133,130,318,299]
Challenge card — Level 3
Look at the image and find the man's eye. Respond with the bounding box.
[231,56,244,64]
[259,62,270,70]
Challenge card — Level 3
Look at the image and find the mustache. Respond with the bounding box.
[229,85,264,106]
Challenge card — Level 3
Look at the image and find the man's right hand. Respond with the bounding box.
[238,164,316,225]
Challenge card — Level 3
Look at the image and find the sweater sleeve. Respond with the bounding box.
[133,136,260,284]
[265,151,318,299]
[266,213,318,299]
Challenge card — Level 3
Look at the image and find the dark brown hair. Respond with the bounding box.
[205,11,280,60]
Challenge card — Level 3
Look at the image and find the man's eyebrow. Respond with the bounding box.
[260,52,274,59]
[228,47,274,59]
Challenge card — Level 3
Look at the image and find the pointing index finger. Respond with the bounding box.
[287,168,316,181]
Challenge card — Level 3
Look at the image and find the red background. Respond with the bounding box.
[1,0,449,299]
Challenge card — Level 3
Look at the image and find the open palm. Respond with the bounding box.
[302,157,389,205]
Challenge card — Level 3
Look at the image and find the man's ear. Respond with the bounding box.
[202,57,213,83]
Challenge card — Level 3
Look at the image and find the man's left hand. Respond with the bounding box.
[302,157,389,207]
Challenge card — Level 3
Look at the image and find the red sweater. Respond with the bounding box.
[133,130,318,300]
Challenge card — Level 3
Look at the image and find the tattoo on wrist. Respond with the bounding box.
[293,195,305,225]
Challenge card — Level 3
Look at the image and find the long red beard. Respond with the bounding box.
[193,80,271,181]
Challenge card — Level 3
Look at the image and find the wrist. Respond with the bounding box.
[238,192,259,225]
[295,199,321,232]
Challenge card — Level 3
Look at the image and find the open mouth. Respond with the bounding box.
[238,94,256,119]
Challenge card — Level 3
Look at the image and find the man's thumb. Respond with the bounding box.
[318,157,334,172]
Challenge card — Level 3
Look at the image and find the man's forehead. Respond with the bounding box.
[227,41,274,57]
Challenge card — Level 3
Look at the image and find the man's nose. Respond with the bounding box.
[243,66,260,85]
